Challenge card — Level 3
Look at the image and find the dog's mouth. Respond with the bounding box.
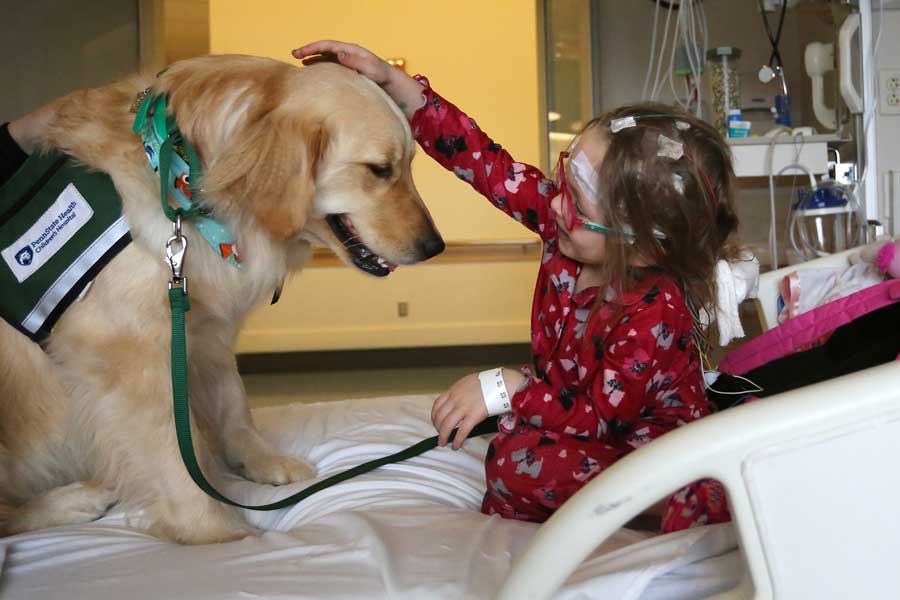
[326,214,398,277]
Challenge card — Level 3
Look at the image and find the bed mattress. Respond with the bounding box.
[0,395,742,599]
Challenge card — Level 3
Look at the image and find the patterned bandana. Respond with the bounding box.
[133,92,241,267]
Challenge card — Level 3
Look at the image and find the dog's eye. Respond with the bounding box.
[367,163,393,179]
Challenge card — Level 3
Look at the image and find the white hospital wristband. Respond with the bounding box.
[478,367,511,416]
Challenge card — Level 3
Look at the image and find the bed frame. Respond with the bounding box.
[497,248,900,599]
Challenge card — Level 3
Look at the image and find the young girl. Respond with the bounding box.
[293,41,741,532]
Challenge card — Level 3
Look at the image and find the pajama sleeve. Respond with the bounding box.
[409,77,556,241]
[512,297,710,448]
[620,369,713,451]
[598,302,712,450]
[509,374,610,439]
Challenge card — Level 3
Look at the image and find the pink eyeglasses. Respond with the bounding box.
[553,151,634,238]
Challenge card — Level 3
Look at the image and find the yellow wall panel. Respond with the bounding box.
[237,260,538,352]
[209,1,544,351]
[209,0,543,242]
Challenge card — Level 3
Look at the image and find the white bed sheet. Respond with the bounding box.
[0,395,742,600]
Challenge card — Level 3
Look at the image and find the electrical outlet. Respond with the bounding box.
[397,301,408,317]
[880,69,900,116]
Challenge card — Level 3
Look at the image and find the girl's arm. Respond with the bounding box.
[1,123,29,185]
[293,41,556,240]
[7,101,56,154]
[409,81,555,239]
[511,301,709,441]
[509,374,607,437]
[620,371,712,451]
[430,368,526,449]
[2,102,57,184]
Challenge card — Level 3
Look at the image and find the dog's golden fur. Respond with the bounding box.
[0,55,441,544]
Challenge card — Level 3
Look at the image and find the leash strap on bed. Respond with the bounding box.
[169,287,498,510]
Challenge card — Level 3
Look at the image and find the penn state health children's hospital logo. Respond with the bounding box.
[3,184,95,284]
[15,246,33,266]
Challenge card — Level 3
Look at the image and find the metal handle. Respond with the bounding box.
[839,13,863,114]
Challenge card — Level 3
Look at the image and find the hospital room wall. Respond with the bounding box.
[586,1,835,267]
[874,7,900,237]
[0,1,140,120]
[209,0,543,243]
[164,0,210,64]
[209,1,543,352]
[589,2,819,125]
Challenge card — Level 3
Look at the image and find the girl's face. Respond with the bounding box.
[550,134,610,266]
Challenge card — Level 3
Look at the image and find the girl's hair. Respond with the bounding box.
[577,102,743,326]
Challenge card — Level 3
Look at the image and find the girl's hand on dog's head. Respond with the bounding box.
[292,40,395,86]
[293,40,426,120]
[431,373,489,450]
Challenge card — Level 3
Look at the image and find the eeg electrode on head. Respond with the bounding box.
[608,113,718,210]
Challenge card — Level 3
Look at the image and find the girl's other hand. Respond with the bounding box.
[431,373,489,450]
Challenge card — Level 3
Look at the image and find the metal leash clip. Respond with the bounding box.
[165,215,188,292]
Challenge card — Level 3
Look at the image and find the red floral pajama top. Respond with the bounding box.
[410,76,727,530]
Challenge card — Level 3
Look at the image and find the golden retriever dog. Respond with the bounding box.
[0,54,443,544]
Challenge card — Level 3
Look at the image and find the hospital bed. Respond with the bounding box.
[0,395,743,600]
[498,247,900,600]
[1,249,897,600]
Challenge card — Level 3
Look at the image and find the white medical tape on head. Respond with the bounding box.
[675,120,691,131]
[478,368,512,416]
[572,151,668,241]
[610,116,636,133]
[570,150,600,200]
[657,134,684,160]
[672,173,685,194]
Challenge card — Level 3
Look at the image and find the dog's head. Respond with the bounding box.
[156,55,443,276]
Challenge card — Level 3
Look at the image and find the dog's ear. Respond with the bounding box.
[204,114,327,240]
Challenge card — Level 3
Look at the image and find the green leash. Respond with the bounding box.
[169,286,497,510]
[169,287,497,510]
[146,91,498,511]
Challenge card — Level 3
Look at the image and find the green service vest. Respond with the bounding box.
[0,150,131,343]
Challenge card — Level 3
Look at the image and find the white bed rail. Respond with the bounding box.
[496,359,900,599]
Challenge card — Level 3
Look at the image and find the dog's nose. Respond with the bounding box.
[419,235,445,260]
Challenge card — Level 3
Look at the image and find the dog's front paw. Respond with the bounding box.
[240,453,316,485]
[53,482,118,522]
[7,481,119,535]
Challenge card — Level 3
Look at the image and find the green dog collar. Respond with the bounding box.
[133,91,242,266]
